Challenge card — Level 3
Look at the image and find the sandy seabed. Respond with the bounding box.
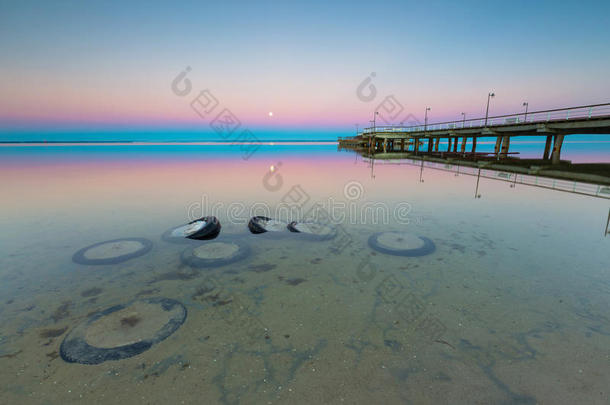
[1,215,609,405]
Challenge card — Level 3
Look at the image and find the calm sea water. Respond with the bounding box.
[0,143,609,404]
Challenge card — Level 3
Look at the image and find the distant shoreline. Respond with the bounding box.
[1,140,608,146]
[0,139,337,145]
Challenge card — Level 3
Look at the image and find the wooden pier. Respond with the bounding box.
[339,103,610,165]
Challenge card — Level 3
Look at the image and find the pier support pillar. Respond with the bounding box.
[414,138,419,154]
[543,135,552,160]
[551,134,565,165]
[494,136,502,157]
[427,138,433,152]
[400,139,405,152]
[471,137,477,153]
[500,136,510,157]
[460,137,467,153]
[453,137,459,152]
[434,138,439,151]
[447,137,452,152]
[383,138,387,153]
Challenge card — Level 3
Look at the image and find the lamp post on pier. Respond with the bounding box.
[369,112,378,154]
[522,102,529,122]
[461,112,466,128]
[484,92,495,126]
[424,107,431,132]
[423,107,431,153]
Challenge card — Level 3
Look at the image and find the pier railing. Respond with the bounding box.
[360,102,610,135]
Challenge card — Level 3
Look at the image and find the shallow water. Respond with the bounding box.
[1,144,609,404]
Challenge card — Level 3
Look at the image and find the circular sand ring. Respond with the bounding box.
[247,216,288,234]
[287,221,337,241]
[72,238,153,265]
[368,232,435,257]
[181,240,250,268]
[162,216,221,244]
[60,297,186,365]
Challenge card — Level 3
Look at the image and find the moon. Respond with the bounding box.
[268,112,273,117]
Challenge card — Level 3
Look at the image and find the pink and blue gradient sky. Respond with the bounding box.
[1,0,609,139]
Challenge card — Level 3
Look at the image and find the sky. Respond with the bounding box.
[1,0,609,140]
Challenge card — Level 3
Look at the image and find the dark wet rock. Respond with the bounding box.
[310,258,322,264]
[81,287,103,297]
[39,326,68,338]
[162,217,221,243]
